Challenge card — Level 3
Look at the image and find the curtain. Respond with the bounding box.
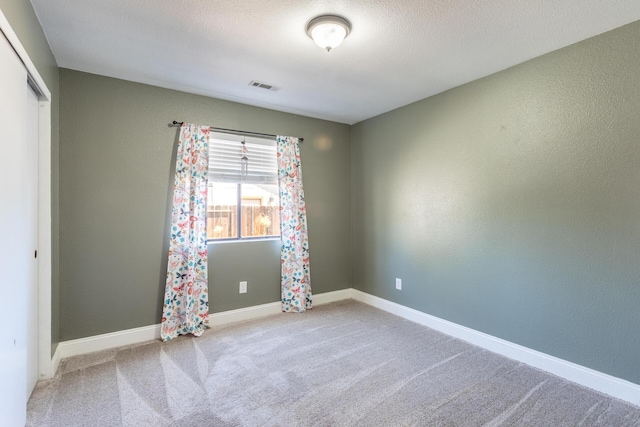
[277,136,312,312]
[161,124,210,341]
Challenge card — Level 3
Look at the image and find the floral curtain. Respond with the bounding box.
[277,136,312,312]
[161,124,210,341]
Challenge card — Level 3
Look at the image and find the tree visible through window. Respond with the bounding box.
[207,133,280,241]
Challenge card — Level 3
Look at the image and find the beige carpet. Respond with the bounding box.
[28,300,640,426]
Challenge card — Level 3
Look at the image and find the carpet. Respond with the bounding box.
[27,300,640,426]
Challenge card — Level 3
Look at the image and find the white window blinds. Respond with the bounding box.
[208,132,278,184]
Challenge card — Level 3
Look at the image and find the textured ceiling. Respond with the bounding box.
[30,0,640,124]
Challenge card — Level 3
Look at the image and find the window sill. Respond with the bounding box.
[207,236,280,245]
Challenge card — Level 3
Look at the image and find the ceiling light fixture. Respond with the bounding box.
[306,15,351,52]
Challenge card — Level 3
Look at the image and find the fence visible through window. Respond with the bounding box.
[207,182,280,240]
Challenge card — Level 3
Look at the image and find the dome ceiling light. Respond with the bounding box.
[306,15,351,52]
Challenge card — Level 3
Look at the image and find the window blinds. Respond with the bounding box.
[208,132,278,184]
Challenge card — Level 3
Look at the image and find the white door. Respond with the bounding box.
[26,85,40,398]
[0,31,31,426]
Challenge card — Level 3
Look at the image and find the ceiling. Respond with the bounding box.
[30,1,640,125]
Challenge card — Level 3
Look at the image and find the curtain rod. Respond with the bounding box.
[170,121,303,143]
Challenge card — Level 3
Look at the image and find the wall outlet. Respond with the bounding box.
[239,281,247,294]
[396,278,402,290]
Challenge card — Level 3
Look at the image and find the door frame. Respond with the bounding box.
[0,10,54,379]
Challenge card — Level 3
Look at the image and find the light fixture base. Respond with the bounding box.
[306,15,351,52]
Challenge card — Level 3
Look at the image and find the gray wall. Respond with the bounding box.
[0,0,60,352]
[59,69,351,340]
[351,20,640,384]
[22,0,639,385]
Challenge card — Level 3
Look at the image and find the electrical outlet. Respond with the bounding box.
[396,278,402,290]
[239,281,247,294]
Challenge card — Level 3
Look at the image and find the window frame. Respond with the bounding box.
[207,132,281,243]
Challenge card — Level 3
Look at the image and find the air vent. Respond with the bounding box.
[248,80,279,91]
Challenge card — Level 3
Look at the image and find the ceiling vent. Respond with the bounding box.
[249,80,279,91]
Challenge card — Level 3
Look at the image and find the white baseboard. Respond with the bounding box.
[350,289,640,407]
[52,289,352,365]
[51,345,62,378]
[57,323,161,361]
[210,288,350,325]
[210,301,282,326]
[312,288,353,305]
[38,347,60,381]
[46,287,640,406]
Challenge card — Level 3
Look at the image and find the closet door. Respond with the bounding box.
[0,31,30,427]
[26,84,40,398]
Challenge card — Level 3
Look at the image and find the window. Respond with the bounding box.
[207,132,280,241]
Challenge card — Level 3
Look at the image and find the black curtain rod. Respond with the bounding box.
[171,121,303,143]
